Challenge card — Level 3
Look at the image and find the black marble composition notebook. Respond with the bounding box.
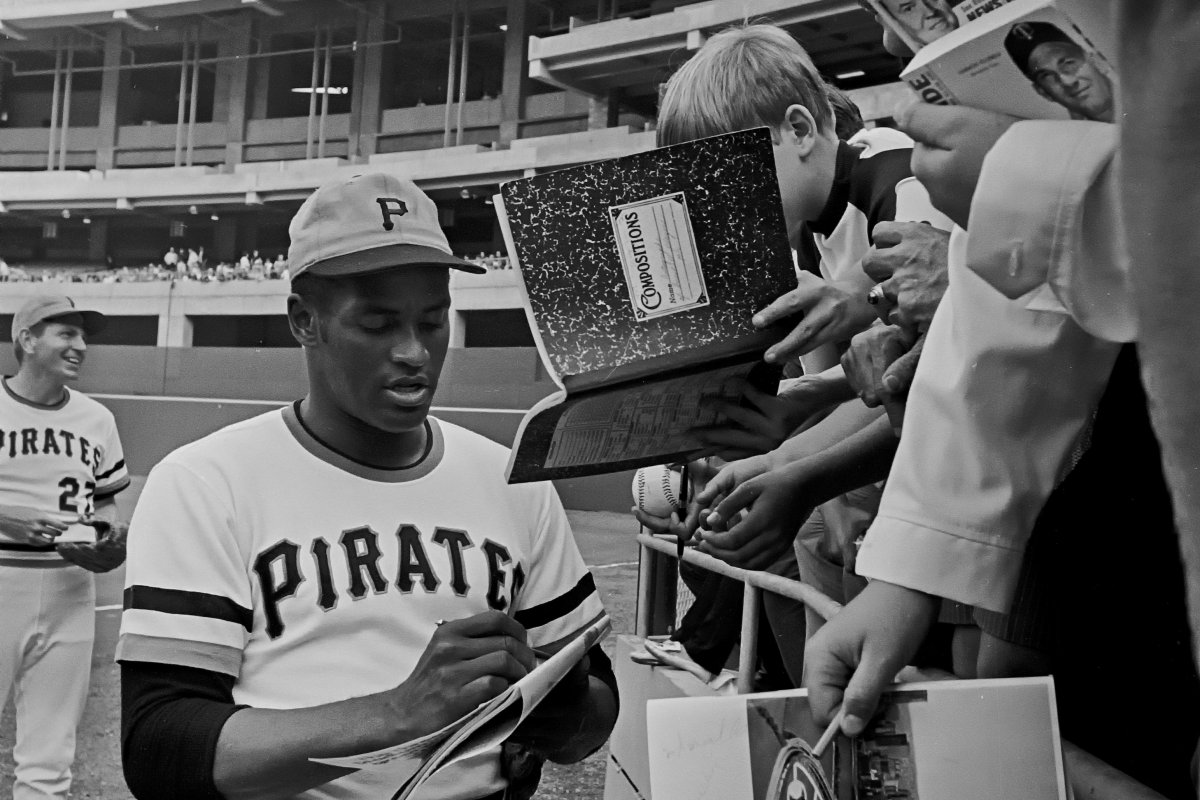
[496,128,796,483]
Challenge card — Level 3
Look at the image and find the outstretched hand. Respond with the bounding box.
[803,581,938,735]
[695,459,818,570]
[862,221,950,334]
[690,377,835,460]
[895,103,1019,229]
[754,272,878,364]
[841,327,925,435]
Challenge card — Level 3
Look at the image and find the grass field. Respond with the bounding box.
[0,477,642,800]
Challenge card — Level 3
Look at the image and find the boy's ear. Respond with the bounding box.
[782,104,819,158]
[287,293,321,348]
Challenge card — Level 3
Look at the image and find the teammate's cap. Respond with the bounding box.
[287,172,485,279]
[11,295,106,340]
[1004,21,1077,78]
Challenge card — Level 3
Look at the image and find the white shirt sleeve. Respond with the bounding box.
[855,228,1120,612]
[117,460,252,676]
[967,120,1133,342]
[94,412,130,498]
[509,482,608,650]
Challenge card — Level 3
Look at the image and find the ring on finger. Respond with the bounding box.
[867,285,888,305]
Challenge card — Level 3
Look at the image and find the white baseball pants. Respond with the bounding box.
[0,563,95,800]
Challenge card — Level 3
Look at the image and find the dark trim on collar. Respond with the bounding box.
[808,140,860,238]
[1,377,70,410]
[281,402,444,483]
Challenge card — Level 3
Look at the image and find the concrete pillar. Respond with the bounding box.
[498,0,530,144]
[348,1,386,161]
[87,218,109,263]
[216,16,254,166]
[95,28,124,171]
[250,43,272,124]
[587,87,622,131]
[450,310,466,348]
[158,285,193,348]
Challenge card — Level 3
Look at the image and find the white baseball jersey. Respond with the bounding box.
[117,405,608,800]
[0,378,129,563]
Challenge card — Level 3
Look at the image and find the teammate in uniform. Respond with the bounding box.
[1,295,130,800]
[117,173,618,800]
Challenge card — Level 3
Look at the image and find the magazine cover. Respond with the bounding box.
[862,0,1019,52]
[899,0,1116,120]
[647,678,1067,800]
[311,615,611,800]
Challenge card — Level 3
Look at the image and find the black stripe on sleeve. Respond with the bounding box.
[514,573,596,630]
[96,459,127,481]
[125,586,254,632]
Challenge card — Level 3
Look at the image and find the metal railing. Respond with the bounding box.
[632,532,1170,800]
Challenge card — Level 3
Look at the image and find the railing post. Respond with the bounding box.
[736,582,759,693]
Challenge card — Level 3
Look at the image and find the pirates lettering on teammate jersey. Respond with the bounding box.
[253,524,527,639]
[0,426,103,470]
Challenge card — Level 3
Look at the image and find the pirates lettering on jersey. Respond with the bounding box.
[0,426,103,471]
[253,523,524,639]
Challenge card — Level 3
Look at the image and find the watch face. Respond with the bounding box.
[765,739,835,800]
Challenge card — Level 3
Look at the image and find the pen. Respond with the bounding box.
[811,709,844,759]
[677,462,689,560]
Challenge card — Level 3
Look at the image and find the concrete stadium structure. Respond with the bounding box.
[0,0,910,510]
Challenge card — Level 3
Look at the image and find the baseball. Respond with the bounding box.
[633,464,684,518]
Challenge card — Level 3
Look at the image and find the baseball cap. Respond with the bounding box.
[11,295,106,340]
[1004,21,1077,78]
[287,172,485,279]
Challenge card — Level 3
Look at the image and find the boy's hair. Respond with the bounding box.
[657,24,833,147]
[825,84,865,141]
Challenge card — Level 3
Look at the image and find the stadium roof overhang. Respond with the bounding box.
[528,0,901,104]
[0,0,303,34]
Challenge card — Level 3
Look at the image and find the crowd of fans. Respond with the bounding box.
[631,12,1200,800]
[0,247,509,285]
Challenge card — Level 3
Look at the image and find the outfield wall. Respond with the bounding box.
[0,345,635,513]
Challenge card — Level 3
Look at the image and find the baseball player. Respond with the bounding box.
[118,173,618,800]
[1,295,130,800]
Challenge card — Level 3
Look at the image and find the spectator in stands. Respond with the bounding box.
[163,247,179,268]
[0,257,9,282]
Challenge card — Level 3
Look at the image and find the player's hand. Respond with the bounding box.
[695,460,818,570]
[804,580,938,736]
[57,519,128,573]
[387,611,537,734]
[507,652,592,755]
[690,378,826,460]
[862,222,950,334]
[0,505,72,547]
[754,272,877,364]
[895,103,1020,229]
